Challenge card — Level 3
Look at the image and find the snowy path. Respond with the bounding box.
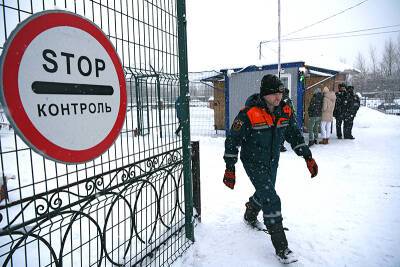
[173,107,400,267]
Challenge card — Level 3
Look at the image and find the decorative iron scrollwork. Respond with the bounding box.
[0,150,184,266]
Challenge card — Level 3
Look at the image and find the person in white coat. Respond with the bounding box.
[319,86,336,144]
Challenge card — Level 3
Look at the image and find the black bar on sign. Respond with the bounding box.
[32,81,114,95]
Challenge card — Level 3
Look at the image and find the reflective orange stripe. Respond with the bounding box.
[246,107,274,127]
[282,104,292,116]
[246,104,292,128]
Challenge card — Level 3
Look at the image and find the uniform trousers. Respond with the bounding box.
[243,161,283,226]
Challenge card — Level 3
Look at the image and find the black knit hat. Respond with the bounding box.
[260,74,284,97]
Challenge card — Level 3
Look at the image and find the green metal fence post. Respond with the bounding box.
[191,141,201,222]
[0,1,195,264]
[177,0,194,241]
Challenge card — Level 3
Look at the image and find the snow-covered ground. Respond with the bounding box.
[173,107,400,267]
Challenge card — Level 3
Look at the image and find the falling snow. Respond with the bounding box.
[173,107,400,267]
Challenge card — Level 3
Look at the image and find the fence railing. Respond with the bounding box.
[0,1,193,266]
[360,97,400,116]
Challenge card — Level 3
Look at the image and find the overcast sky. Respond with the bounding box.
[186,0,400,72]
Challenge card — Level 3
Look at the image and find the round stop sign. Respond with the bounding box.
[0,10,127,163]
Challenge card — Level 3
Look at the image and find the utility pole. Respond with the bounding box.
[278,0,281,78]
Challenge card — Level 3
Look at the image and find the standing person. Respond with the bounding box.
[307,88,323,146]
[319,86,336,144]
[175,95,183,136]
[222,74,318,264]
[334,83,347,139]
[343,85,360,139]
[279,87,292,152]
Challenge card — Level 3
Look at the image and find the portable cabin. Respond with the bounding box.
[203,61,359,133]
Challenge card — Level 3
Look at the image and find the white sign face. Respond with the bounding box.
[0,11,127,163]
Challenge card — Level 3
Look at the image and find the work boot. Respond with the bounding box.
[319,138,328,144]
[266,223,298,264]
[275,248,297,264]
[244,202,262,228]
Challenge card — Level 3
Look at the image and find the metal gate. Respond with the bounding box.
[0,0,193,266]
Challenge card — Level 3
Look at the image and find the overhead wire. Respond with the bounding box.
[259,0,369,45]
[282,0,369,38]
[282,29,400,42]
[281,24,400,42]
[257,0,386,59]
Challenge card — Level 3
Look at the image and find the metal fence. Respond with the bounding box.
[188,72,225,137]
[0,1,193,266]
[360,97,400,116]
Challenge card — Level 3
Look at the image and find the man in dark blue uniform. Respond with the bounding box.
[279,87,292,152]
[222,74,318,264]
[343,85,360,139]
[334,83,347,139]
[175,95,183,136]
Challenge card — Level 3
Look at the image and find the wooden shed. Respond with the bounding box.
[201,73,225,130]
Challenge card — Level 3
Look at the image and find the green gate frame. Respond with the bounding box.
[0,0,195,266]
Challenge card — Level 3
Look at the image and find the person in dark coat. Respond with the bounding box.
[342,85,360,139]
[279,87,292,152]
[333,83,347,139]
[222,74,318,264]
[175,96,183,136]
[307,88,323,146]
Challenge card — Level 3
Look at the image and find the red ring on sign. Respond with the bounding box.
[2,11,127,163]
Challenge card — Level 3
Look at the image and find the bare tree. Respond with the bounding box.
[369,45,379,77]
[354,52,368,77]
[395,33,400,77]
[380,38,396,77]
